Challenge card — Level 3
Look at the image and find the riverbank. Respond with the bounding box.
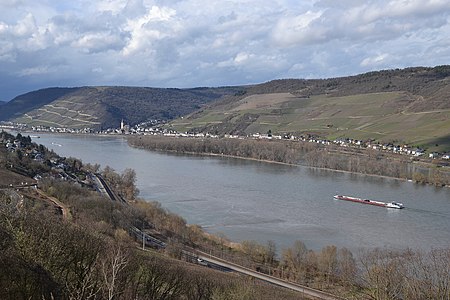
[29,132,450,249]
[9,129,450,187]
[8,128,449,187]
[127,135,450,188]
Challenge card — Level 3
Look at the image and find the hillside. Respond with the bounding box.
[0,86,240,129]
[170,66,450,151]
[1,66,449,150]
[0,131,307,300]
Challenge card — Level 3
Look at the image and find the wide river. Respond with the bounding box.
[33,133,450,252]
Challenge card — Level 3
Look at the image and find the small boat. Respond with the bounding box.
[334,195,404,209]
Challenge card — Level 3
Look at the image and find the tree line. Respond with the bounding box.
[3,174,448,300]
[2,135,449,299]
[0,178,301,300]
[128,136,450,186]
[222,238,450,300]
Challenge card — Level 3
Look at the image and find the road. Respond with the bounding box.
[92,173,127,203]
[21,171,343,299]
[91,173,112,200]
[197,251,345,300]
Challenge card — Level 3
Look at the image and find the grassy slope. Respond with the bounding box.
[0,88,78,121]
[3,66,450,150]
[171,67,450,151]
[6,86,241,129]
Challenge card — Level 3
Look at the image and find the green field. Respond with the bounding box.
[171,91,450,151]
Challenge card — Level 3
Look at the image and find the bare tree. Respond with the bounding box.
[133,257,186,300]
[265,240,277,267]
[84,163,100,173]
[101,245,129,300]
[358,248,405,300]
[281,240,309,283]
[317,245,338,285]
[403,249,450,299]
[336,247,356,286]
[120,168,139,201]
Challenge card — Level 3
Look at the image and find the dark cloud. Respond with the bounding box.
[0,0,449,100]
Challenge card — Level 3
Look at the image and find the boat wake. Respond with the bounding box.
[404,207,449,218]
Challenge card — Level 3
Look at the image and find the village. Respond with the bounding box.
[1,119,449,161]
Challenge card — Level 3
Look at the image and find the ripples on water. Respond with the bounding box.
[34,133,450,252]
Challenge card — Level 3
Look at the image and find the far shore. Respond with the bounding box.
[128,142,450,189]
[6,129,449,188]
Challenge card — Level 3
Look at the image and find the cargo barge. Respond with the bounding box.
[334,195,404,209]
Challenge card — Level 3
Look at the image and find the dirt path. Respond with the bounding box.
[35,189,72,220]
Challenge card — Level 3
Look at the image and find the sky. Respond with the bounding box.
[1,0,450,101]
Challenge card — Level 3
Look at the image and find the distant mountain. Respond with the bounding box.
[170,66,450,151]
[2,66,449,150]
[0,86,241,129]
[0,88,79,121]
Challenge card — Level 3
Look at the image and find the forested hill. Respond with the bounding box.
[172,66,450,150]
[0,88,78,122]
[1,65,450,147]
[0,86,241,129]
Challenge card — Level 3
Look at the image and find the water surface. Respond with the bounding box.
[34,134,450,252]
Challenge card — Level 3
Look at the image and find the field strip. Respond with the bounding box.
[259,122,279,125]
[355,122,374,130]
[347,115,376,119]
[306,115,378,121]
[37,109,100,124]
[401,109,450,115]
[172,122,192,125]
[44,104,98,119]
[356,128,386,135]
[29,119,65,127]
[30,118,98,127]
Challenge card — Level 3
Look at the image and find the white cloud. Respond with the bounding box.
[360,53,390,67]
[217,52,252,68]
[234,52,251,64]
[72,32,123,53]
[272,11,325,46]
[122,5,178,55]
[0,0,450,100]
[95,0,127,15]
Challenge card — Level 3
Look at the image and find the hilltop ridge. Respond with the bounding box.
[1,66,449,149]
[0,86,240,129]
[171,66,450,150]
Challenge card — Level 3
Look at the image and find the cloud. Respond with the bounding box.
[16,66,51,77]
[122,6,178,56]
[0,0,449,100]
[360,53,390,67]
[95,0,128,15]
[72,32,124,53]
[272,0,450,47]
[271,11,325,46]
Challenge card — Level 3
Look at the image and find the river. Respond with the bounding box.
[32,133,450,252]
